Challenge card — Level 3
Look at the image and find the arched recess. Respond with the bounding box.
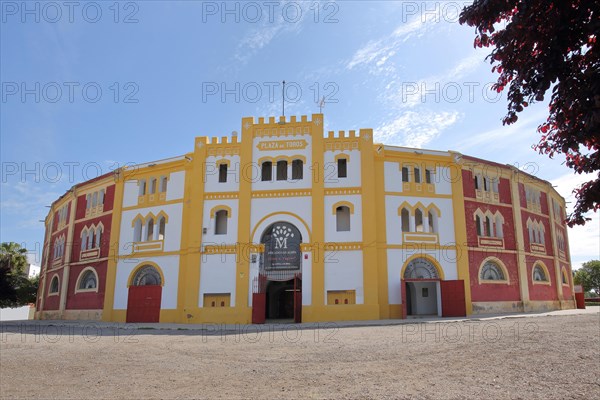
[75,267,99,293]
[251,212,311,245]
[532,261,551,285]
[210,205,232,219]
[331,201,355,215]
[400,254,445,280]
[477,257,510,284]
[127,262,165,287]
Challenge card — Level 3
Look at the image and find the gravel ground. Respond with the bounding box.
[1,312,599,399]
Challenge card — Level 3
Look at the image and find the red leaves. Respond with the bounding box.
[459,0,599,226]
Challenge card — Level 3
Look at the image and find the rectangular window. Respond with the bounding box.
[402,166,409,183]
[277,160,288,181]
[425,169,432,184]
[139,180,146,196]
[218,164,227,183]
[414,167,421,183]
[337,158,347,178]
[150,178,157,194]
[474,175,479,190]
[483,177,488,191]
[261,162,272,181]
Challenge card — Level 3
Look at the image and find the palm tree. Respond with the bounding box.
[0,242,34,307]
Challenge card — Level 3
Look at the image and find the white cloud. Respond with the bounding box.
[346,11,441,74]
[374,110,461,148]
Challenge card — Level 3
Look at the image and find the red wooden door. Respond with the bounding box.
[440,280,466,317]
[252,293,266,324]
[126,285,162,323]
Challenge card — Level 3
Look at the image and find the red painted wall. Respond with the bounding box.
[526,256,559,301]
[65,261,107,310]
[42,269,62,311]
[462,169,476,198]
[469,251,521,302]
[499,178,512,204]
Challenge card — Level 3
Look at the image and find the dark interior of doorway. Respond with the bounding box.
[266,279,296,321]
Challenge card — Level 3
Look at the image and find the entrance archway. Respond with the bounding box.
[126,264,163,323]
[252,222,302,323]
[402,257,441,317]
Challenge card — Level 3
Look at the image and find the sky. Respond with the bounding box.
[1,0,598,269]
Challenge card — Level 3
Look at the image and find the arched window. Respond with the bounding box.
[336,206,351,232]
[533,264,549,282]
[78,269,97,290]
[218,164,228,183]
[159,176,168,192]
[402,166,409,182]
[158,216,166,240]
[276,160,288,180]
[292,159,303,180]
[261,161,272,181]
[415,209,424,232]
[215,210,228,235]
[139,179,146,196]
[485,216,492,236]
[401,208,410,232]
[480,260,506,281]
[337,158,347,178]
[95,226,102,248]
[428,211,436,233]
[150,178,157,194]
[562,269,568,285]
[146,219,154,241]
[131,265,162,286]
[49,276,59,294]
[475,215,482,236]
[133,218,142,242]
[81,229,88,252]
[495,215,504,238]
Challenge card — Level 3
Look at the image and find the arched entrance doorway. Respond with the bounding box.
[403,257,441,317]
[252,222,302,324]
[126,264,163,323]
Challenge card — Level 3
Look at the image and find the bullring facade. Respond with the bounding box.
[35,114,575,323]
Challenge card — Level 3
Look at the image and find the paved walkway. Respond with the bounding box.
[1,307,597,335]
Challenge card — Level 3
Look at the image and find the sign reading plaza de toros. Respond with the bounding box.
[257,140,308,151]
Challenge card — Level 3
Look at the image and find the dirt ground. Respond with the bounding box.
[1,312,599,399]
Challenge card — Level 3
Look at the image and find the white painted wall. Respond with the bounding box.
[166,170,186,200]
[204,155,241,193]
[202,199,239,245]
[119,203,184,255]
[323,150,361,188]
[199,254,237,307]
[122,180,139,208]
[324,195,363,242]
[387,249,458,304]
[324,250,364,304]
[250,198,312,243]
[385,196,456,245]
[113,255,180,310]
